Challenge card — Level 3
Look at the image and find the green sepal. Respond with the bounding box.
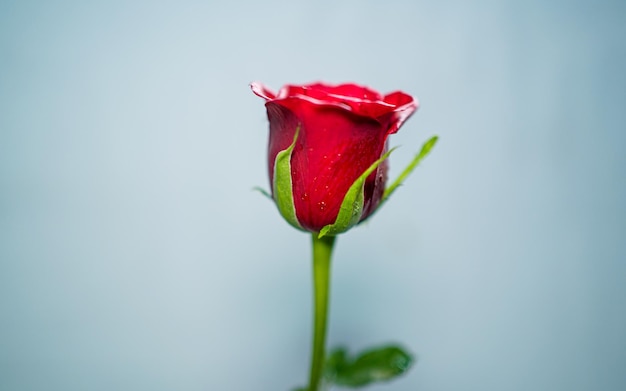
[318,148,396,238]
[272,127,304,230]
[382,135,438,202]
[252,186,272,200]
[324,345,414,388]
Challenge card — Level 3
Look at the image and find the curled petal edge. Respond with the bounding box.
[250,82,276,100]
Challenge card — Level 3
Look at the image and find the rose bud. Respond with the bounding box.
[251,82,425,237]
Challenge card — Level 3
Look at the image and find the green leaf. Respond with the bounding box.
[272,126,304,230]
[319,148,396,238]
[325,345,414,388]
[383,135,438,202]
[324,347,349,380]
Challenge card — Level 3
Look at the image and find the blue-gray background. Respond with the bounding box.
[1,1,624,390]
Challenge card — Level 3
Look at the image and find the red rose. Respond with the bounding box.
[251,82,418,235]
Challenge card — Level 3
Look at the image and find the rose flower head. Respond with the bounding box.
[251,82,435,237]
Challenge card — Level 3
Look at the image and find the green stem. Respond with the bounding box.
[308,234,336,391]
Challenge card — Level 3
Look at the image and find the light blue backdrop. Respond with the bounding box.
[1,1,624,390]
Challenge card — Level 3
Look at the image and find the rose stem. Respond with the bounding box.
[308,233,336,391]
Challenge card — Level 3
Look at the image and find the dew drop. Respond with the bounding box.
[319,201,327,211]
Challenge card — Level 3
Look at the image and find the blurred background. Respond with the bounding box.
[1,0,625,390]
